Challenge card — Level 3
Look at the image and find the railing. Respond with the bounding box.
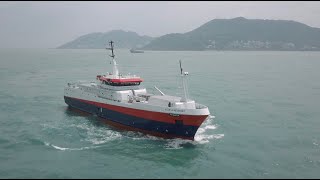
[99,84,143,91]
[101,74,141,79]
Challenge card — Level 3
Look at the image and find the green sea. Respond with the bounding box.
[0,49,319,178]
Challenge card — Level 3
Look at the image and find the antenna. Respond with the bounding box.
[107,41,115,59]
[106,40,119,77]
[179,60,189,102]
[179,60,183,75]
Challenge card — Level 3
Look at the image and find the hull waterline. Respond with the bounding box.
[64,96,207,140]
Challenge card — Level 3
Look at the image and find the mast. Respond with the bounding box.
[179,60,189,102]
[106,41,119,77]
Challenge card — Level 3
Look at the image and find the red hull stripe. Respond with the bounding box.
[70,97,208,126]
[110,78,143,83]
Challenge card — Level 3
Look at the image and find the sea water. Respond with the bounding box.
[0,49,319,178]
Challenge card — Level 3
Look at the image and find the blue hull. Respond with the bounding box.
[64,96,199,140]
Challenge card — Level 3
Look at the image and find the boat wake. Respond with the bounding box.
[69,123,123,145]
[44,141,102,151]
[43,114,222,151]
[41,120,123,151]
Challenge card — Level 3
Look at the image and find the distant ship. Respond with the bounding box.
[130,48,144,53]
[64,41,210,140]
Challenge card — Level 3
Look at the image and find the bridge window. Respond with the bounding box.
[102,80,140,86]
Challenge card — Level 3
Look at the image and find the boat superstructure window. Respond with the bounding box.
[102,80,140,86]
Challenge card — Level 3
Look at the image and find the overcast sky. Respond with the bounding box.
[1,1,320,48]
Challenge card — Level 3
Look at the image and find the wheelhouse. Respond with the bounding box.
[96,75,143,87]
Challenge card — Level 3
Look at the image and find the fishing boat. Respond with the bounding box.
[64,41,210,140]
[130,48,144,53]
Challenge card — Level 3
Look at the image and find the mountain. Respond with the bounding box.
[142,17,320,51]
[57,30,154,49]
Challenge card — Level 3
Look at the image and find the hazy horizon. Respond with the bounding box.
[1,1,320,48]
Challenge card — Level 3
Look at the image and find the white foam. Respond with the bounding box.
[85,129,122,145]
[51,145,69,151]
[193,114,223,145]
[204,125,217,130]
[69,122,123,145]
[164,133,224,149]
[145,134,162,141]
[164,139,191,149]
[161,114,223,148]
[163,133,225,149]
[44,141,101,151]
[196,127,206,134]
[213,134,224,139]
[202,115,215,126]
[88,138,108,145]
[69,123,91,131]
[194,134,214,144]
[87,132,122,145]
[131,133,161,141]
